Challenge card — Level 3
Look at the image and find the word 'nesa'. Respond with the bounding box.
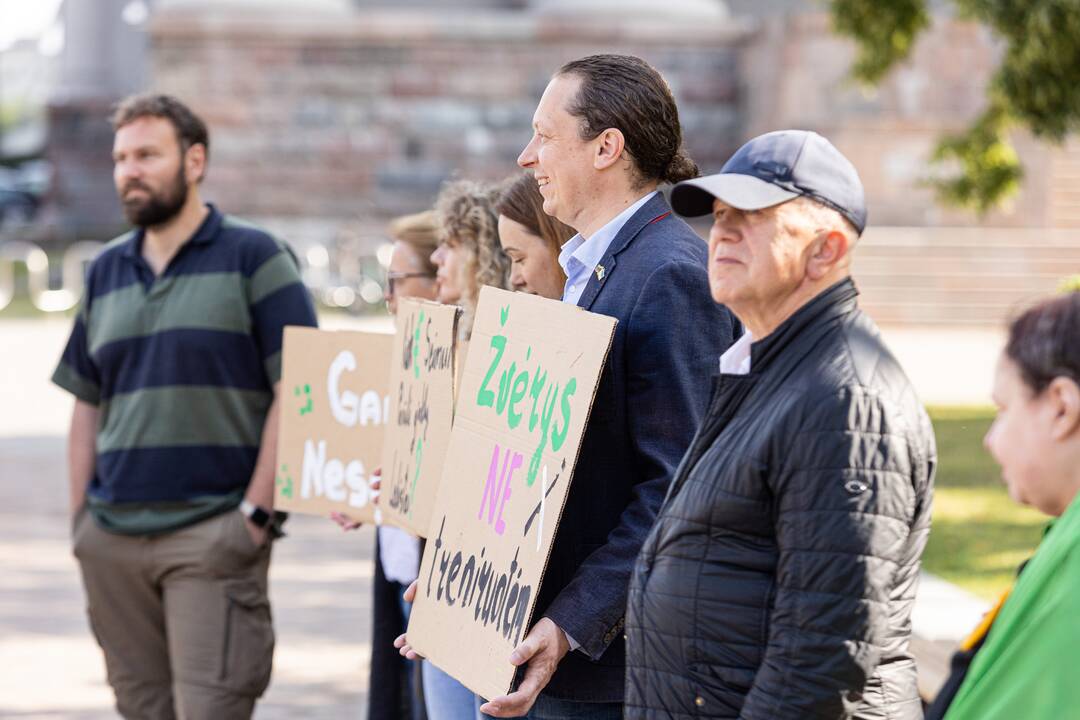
[301,440,374,508]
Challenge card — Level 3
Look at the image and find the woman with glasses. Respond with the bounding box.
[384,210,439,314]
[335,210,440,720]
[927,290,1080,720]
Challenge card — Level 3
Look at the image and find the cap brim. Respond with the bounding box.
[671,173,800,217]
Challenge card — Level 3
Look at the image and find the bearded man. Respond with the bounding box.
[53,94,317,719]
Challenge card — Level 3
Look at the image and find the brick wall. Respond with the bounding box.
[145,3,1079,324]
[151,5,748,243]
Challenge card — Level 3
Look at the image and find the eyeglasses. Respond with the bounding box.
[386,271,435,295]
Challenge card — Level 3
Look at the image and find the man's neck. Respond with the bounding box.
[737,272,850,341]
[142,192,208,275]
[573,182,657,240]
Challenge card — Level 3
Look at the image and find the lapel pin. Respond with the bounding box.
[595,264,606,281]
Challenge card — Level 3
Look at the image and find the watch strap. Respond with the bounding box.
[239,499,272,528]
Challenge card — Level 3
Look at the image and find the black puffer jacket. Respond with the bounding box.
[625,279,935,719]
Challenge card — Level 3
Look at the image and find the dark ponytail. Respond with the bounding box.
[559,54,695,189]
[663,150,699,185]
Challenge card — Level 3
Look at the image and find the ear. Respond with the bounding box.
[592,128,626,172]
[1047,376,1080,441]
[805,229,850,281]
[184,143,207,184]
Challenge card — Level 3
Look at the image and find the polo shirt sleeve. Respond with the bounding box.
[246,241,318,384]
[52,300,102,406]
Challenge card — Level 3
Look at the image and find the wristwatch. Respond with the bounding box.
[239,499,287,539]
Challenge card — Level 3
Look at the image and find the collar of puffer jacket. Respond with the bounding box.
[749,276,860,372]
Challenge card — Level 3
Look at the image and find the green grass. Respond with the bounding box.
[923,406,1047,599]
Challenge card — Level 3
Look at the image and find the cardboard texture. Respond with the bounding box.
[379,298,461,537]
[275,326,394,521]
[406,286,617,701]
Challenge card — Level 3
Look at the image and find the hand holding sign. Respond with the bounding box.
[404,287,616,700]
[329,469,382,531]
[480,617,571,717]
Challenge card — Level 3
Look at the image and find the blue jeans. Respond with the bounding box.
[423,660,478,720]
[475,694,622,720]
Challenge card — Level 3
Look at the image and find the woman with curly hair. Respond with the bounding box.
[430,179,512,341]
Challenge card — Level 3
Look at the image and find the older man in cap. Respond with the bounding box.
[624,130,936,719]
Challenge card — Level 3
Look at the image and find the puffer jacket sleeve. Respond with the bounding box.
[738,386,926,720]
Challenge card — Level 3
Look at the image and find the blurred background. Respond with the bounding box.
[4,0,1077,321]
[1,0,1077,716]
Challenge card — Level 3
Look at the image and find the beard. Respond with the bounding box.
[120,165,189,228]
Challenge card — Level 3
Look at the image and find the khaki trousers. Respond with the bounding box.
[72,508,274,720]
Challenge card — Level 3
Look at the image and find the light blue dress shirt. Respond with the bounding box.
[559,191,658,305]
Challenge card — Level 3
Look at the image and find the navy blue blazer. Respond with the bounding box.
[536,192,739,703]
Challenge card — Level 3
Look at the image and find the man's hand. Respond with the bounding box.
[479,617,570,718]
[243,515,269,547]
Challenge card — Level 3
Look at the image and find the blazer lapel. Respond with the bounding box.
[576,193,672,311]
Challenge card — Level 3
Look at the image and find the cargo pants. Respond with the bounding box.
[72,508,274,720]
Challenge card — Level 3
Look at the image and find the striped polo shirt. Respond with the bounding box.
[52,204,318,535]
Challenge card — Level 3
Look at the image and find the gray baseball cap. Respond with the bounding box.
[670,130,867,234]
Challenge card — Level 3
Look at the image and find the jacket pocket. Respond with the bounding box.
[686,662,754,718]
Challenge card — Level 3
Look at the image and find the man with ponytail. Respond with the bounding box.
[479,54,739,718]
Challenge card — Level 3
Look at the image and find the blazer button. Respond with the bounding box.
[695,696,705,708]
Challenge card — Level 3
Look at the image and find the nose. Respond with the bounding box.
[430,245,445,266]
[983,420,996,454]
[518,134,538,169]
[115,158,139,184]
[510,265,526,290]
[709,221,738,247]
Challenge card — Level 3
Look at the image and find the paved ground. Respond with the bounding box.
[0,315,389,719]
[0,446,375,719]
[0,315,999,717]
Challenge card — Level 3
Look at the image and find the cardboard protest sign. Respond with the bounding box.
[275,326,393,521]
[379,298,461,537]
[406,286,616,700]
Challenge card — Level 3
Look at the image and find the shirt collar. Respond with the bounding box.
[719,329,754,375]
[558,191,657,277]
[122,203,222,260]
